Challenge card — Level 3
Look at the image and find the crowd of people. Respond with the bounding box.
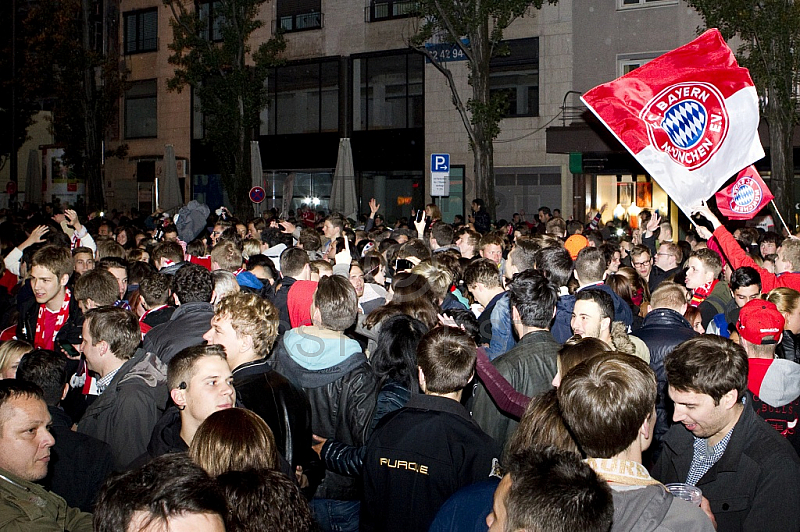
[0,196,798,531]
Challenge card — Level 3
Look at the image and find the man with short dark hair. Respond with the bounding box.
[271,275,379,531]
[137,344,235,464]
[653,335,800,531]
[559,353,715,531]
[93,453,226,532]
[0,380,94,531]
[430,223,456,253]
[143,263,214,364]
[74,269,119,312]
[707,267,761,338]
[486,447,614,532]
[471,270,560,449]
[464,258,515,360]
[551,247,634,344]
[631,244,654,289]
[16,350,114,512]
[18,245,83,351]
[362,327,500,532]
[77,307,168,469]
[274,247,311,335]
[572,289,650,362]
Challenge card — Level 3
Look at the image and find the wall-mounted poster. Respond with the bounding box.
[636,182,652,209]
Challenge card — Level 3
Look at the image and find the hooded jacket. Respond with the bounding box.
[77,349,169,470]
[143,301,215,364]
[270,325,379,501]
[748,357,800,456]
[610,485,715,532]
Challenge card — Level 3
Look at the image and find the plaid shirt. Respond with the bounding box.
[686,427,734,486]
[96,367,120,395]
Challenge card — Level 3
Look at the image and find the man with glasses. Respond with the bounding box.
[650,242,683,291]
[630,245,654,291]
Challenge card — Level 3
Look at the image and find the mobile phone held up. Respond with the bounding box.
[415,208,425,223]
[394,258,413,272]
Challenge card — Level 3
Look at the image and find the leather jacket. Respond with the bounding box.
[232,358,323,498]
[270,330,379,501]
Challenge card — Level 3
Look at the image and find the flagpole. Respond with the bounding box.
[771,200,792,237]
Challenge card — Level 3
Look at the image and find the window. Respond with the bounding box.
[616,53,662,77]
[354,51,423,131]
[368,0,417,22]
[198,1,224,42]
[262,60,339,135]
[619,0,678,8]
[125,80,158,139]
[489,38,539,118]
[124,9,157,54]
[277,0,322,32]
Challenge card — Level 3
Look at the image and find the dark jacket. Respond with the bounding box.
[473,209,491,234]
[361,394,501,532]
[143,301,214,364]
[272,276,297,335]
[470,329,560,450]
[141,306,176,330]
[652,400,800,532]
[632,309,697,444]
[232,357,323,497]
[17,289,83,348]
[44,406,114,513]
[131,406,188,468]
[320,380,411,477]
[649,266,682,292]
[270,326,380,501]
[77,349,169,470]
[777,330,800,364]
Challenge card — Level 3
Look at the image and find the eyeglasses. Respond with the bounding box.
[632,260,652,267]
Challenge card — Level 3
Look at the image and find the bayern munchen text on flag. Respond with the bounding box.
[714,165,774,220]
[580,29,764,215]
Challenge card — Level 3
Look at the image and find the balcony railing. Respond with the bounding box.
[277,11,323,32]
[365,0,418,22]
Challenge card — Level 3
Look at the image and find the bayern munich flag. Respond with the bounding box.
[581,29,764,214]
[714,165,773,220]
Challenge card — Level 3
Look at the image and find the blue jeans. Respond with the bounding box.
[310,498,360,532]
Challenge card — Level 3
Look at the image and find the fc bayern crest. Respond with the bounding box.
[640,82,729,170]
[729,176,763,216]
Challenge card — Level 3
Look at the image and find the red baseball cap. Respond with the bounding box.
[736,299,785,345]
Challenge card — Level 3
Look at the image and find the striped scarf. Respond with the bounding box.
[690,279,718,308]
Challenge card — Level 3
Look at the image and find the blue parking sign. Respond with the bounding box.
[431,153,450,173]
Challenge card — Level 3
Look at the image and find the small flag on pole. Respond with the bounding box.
[581,29,764,214]
[714,165,773,220]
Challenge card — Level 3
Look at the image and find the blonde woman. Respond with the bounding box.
[0,340,33,379]
[767,287,800,363]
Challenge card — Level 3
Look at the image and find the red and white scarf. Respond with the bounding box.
[36,288,71,348]
[690,279,718,308]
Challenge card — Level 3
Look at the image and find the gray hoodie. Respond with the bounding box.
[611,485,715,532]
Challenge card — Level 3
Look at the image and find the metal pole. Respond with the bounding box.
[10,0,18,186]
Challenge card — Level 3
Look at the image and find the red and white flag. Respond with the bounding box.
[581,29,764,214]
[714,165,773,220]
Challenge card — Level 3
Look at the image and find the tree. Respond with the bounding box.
[685,0,800,227]
[411,0,556,219]
[164,0,284,217]
[0,0,37,176]
[22,0,125,210]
